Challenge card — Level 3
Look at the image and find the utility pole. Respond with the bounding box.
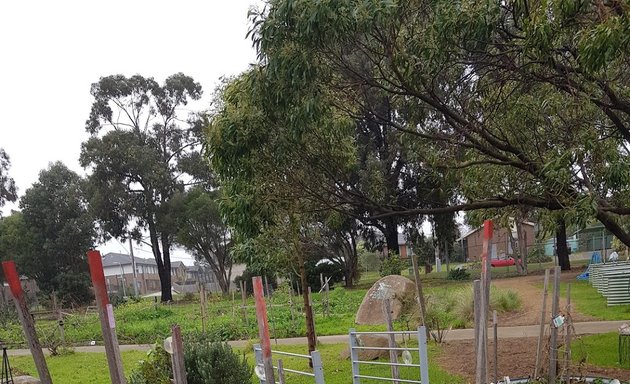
[129,238,139,297]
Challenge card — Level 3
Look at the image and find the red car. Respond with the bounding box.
[490,257,515,267]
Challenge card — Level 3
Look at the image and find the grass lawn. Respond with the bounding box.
[572,332,630,370]
[9,343,464,384]
[10,350,147,384]
[561,280,630,321]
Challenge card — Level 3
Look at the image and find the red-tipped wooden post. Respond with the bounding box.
[2,261,52,384]
[87,250,126,384]
[253,276,275,383]
[476,219,493,384]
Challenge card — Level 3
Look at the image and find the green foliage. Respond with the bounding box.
[80,73,205,302]
[358,247,381,272]
[184,338,253,384]
[175,187,233,294]
[379,255,404,277]
[127,346,172,384]
[14,162,95,295]
[446,268,470,281]
[0,148,17,208]
[55,272,93,307]
[528,245,552,264]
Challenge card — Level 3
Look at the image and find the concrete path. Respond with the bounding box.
[6,320,628,356]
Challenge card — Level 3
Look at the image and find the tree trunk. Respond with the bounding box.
[291,215,316,354]
[383,221,399,256]
[556,218,571,271]
[159,234,173,302]
[516,220,528,274]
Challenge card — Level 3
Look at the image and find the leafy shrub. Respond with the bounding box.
[185,338,253,384]
[234,267,277,295]
[447,267,470,281]
[127,345,172,384]
[528,246,552,263]
[54,272,94,307]
[379,255,404,277]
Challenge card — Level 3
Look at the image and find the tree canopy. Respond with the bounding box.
[233,0,630,248]
[0,149,17,209]
[16,162,95,305]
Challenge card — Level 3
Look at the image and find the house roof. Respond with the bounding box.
[456,220,536,241]
[101,252,157,267]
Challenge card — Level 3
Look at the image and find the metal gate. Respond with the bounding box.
[349,327,430,384]
[253,344,325,384]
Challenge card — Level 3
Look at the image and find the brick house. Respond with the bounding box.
[458,221,536,261]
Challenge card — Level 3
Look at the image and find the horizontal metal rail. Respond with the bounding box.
[274,366,315,377]
[352,346,415,351]
[356,360,422,368]
[350,331,418,335]
[272,350,312,359]
[354,374,427,383]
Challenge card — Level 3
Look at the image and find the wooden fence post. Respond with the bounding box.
[549,266,561,384]
[1,261,52,384]
[534,269,550,379]
[171,325,187,384]
[384,298,400,383]
[87,250,126,384]
[411,254,430,340]
[253,276,275,384]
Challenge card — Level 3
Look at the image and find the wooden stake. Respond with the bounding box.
[549,266,561,384]
[171,325,187,384]
[411,254,430,340]
[534,269,550,379]
[199,285,207,333]
[240,280,248,327]
[87,251,126,384]
[253,276,275,384]
[2,261,52,384]
[493,310,498,384]
[277,359,285,384]
[476,220,493,384]
[563,284,572,383]
[384,298,400,384]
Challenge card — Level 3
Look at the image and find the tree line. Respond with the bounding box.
[2,0,629,308]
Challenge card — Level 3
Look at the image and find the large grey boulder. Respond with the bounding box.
[355,275,416,325]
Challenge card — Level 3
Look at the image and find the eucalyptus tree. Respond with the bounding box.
[80,74,204,302]
[244,0,630,249]
[0,149,17,209]
[15,162,96,304]
[174,186,233,294]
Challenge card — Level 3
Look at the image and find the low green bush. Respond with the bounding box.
[127,345,172,384]
[447,268,470,281]
[379,255,404,277]
[185,338,253,384]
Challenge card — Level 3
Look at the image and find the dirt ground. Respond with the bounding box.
[492,268,595,327]
[436,337,630,383]
[437,268,628,382]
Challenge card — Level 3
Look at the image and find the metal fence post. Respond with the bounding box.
[418,326,430,384]
[277,359,285,384]
[311,350,325,384]
[253,344,264,384]
[349,329,361,384]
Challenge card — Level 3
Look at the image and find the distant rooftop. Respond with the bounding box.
[101,252,157,267]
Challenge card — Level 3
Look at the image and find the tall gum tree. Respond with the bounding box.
[80,74,204,302]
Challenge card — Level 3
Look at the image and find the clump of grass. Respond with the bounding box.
[425,285,522,329]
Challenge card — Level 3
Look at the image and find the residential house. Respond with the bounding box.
[381,233,412,259]
[101,252,233,296]
[457,221,536,261]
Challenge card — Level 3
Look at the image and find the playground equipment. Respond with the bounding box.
[348,327,429,384]
[576,251,602,280]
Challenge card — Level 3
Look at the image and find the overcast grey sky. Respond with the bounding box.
[0,0,262,263]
